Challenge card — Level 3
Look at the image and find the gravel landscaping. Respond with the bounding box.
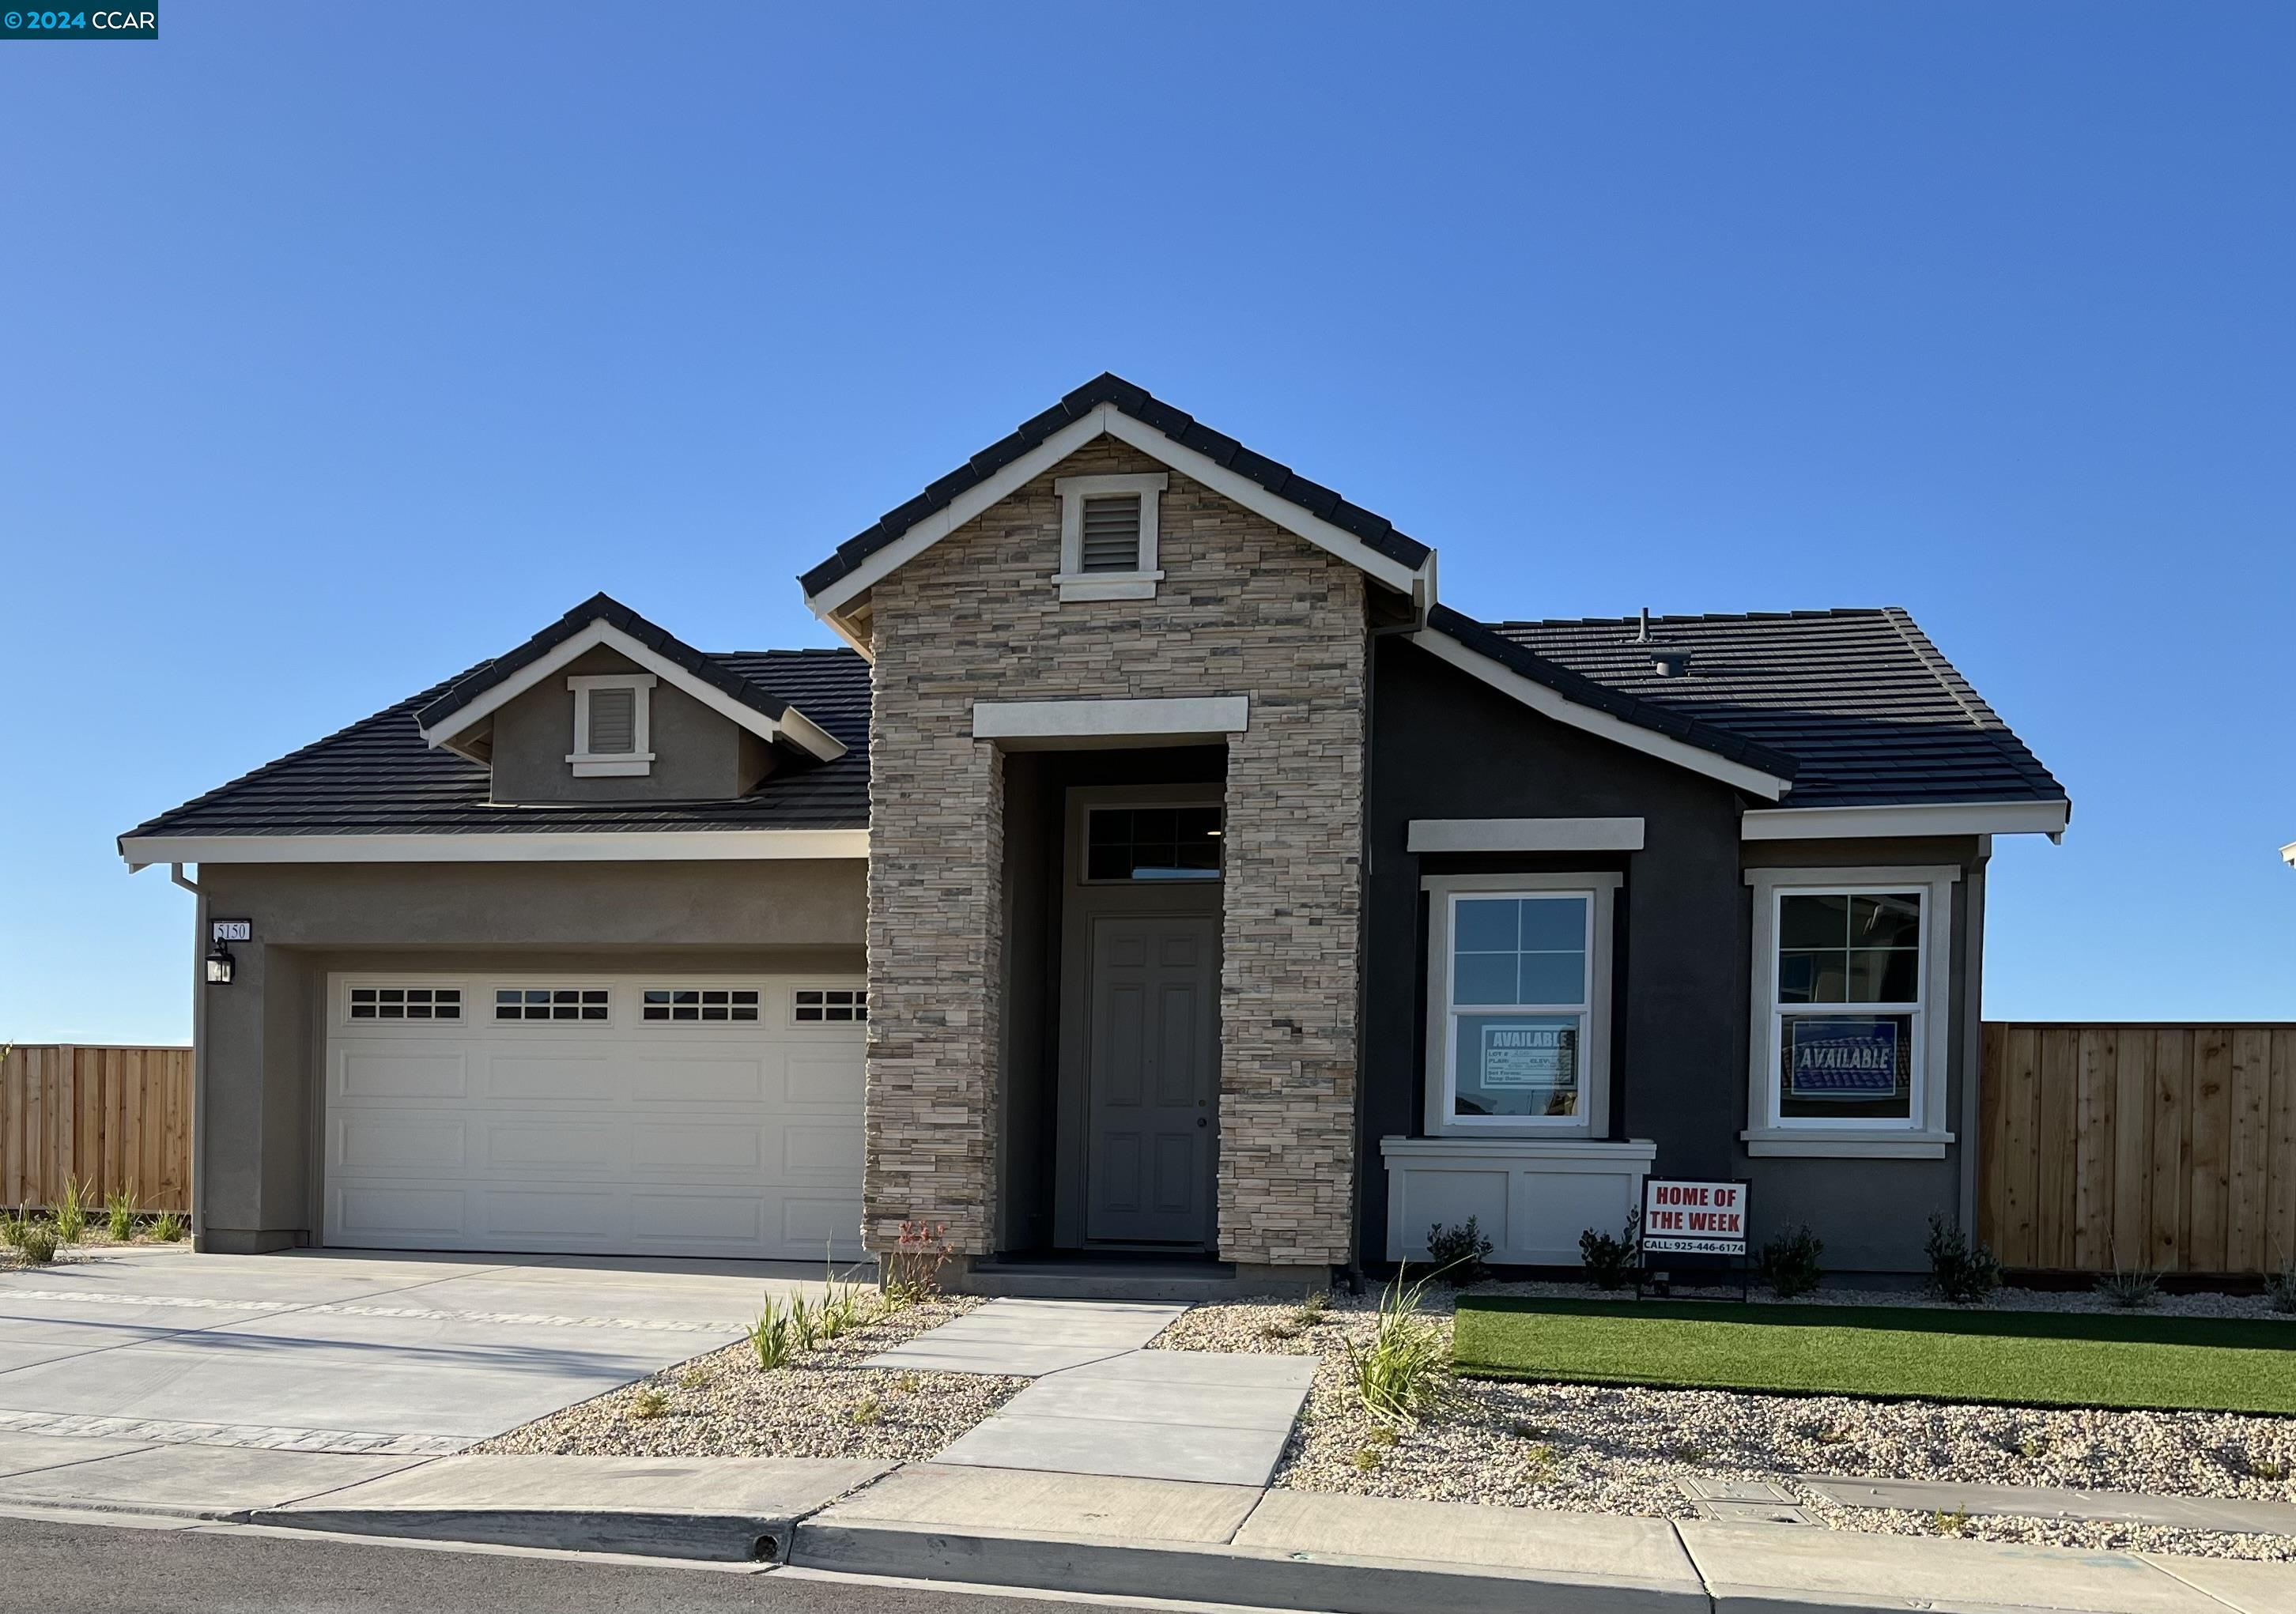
[472,1293,1026,1463]
[1150,1285,2296,1563]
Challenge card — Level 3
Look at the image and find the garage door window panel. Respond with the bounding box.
[347,986,463,1023]
[495,987,612,1023]
[642,987,762,1023]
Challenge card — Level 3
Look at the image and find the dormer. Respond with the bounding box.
[415,594,844,805]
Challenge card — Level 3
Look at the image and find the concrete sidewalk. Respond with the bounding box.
[4,1437,2287,1612]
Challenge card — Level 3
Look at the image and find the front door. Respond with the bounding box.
[1084,914,1218,1246]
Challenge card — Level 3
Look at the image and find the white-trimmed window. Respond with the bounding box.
[347,985,462,1023]
[567,673,655,777]
[1052,472,1166,601]
[641,987,761,1024]
[794,988,867,1024]
[1422,872,1618,1137]
[1743,865,1959,1158]
[494,986,611,1024]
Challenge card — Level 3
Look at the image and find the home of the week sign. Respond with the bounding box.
[1641,1178,1747,1255]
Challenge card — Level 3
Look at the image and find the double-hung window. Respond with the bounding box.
[1744,865,1959,1156]
[1422,872,1618,1137]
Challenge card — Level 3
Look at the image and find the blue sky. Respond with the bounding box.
[2,4,2290,1045]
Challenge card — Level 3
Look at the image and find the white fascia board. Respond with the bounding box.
[804,404,1438,637]
[1407,816,1646,854]
[1741,801,2071,841]
[417,619,847,764]
[119,830,868,867]
[1410,630,1792,801]
[2282,840,2295,868]
[972,696,1249,744]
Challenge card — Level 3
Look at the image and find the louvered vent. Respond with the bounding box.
[1079,495,1142,572]
[587,688,637,753]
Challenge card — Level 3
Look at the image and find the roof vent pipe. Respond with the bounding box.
[1635,607,1652,643]
[1650,644,1693,678]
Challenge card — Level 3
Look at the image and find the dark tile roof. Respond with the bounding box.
[799,372,1433,598]
[1424,606,1801,782]
[417,592,802,734]
[1476,606,2067,810]
[121,648,870,843]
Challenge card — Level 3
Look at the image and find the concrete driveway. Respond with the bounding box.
[0,1246,825,1455]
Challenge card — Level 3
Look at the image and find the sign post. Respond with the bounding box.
[1637,1177,1750,1299]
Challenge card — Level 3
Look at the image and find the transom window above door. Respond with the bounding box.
[1086,805,1223,882]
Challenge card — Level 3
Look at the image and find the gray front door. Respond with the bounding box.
[1085,913,1218,1246]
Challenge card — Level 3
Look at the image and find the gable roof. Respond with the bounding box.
[119,647,871,862]
[1482,607,2068,813]
[799,373,1437,624]
[415,593,844,762]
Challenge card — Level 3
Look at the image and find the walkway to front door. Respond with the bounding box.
[864,1299,1313,1486]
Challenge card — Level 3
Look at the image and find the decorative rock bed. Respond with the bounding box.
[471,1294,1026,1464]
[1150,1284,2296,1563]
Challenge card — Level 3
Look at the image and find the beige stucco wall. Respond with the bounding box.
[862,438,1369,1267]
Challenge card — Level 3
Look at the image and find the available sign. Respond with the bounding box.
[1479,1024,1575,1091]
[1641,1178,1747,1255]
[1788,1016,1901,1100]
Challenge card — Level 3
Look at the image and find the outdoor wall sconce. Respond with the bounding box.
[206,942,236,985]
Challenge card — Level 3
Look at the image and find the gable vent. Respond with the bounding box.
[1079,495,1142,573]
[587,687,637,753]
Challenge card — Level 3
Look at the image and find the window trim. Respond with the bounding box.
[1743,864,1960,1158]
[1079,802,1224,886]
[1422,871,1620,1139]
[338,979,467,1028]
[567,673,656,777]
[491,984,616,1026]
[791,986,869,1026]
[1052,472,1167,601]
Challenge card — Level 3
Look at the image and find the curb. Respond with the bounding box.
[787,1516,1703,1614]
[247,1506,799,1563]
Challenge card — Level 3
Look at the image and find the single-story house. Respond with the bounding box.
[122,374,2068,1290]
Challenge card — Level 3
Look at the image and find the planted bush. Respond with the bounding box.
[2268,1269,2296,1315]
[2096,1268,2160,1310]
[1345,1266,1457,1423]
[1426,1217,1494,1287]
[105,1183,139,1243]
[13,1222,59,1265]
[1923,1213,2002,1305]
[150,1211,187,1243]
[1578,1209,1643,1291]
[882,1220,954,1306]
[52,1178,87,1245]
[1757,1225,1825,1299]
[751,1297,799,1370]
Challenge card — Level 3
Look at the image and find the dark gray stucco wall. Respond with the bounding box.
[489,645,771,804]
[191,858,866,1254]
[1361,637,1985,1274]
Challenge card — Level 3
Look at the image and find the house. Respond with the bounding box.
[120,375,2069,1288]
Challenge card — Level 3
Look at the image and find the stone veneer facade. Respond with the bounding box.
[862,436,1368,1269]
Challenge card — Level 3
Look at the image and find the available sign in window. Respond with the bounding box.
[1780,1012,1913,1118]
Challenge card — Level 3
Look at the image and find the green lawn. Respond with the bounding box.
[1450,1297,2296,1415]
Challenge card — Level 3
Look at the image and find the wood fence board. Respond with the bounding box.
[2110,1031,2153,1269]
[2228,1030,2274,1273]
[2074,1029,2115,1269]
[1998,1026,2041,1265]
[2189,1028,2233,1271]
[2036,1029,2079,1267]
[2154,1029,2193,1273]
[2272,1031,2296,1274]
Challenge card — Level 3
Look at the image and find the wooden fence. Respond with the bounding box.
[1980,1024,2296,1275]
[1,1045,193,1213]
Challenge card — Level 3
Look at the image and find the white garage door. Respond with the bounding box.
[323,972,867,1260]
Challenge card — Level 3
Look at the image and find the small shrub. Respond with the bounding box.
[787,1295,824,1351]
[894,1375,922,1394]
[14,1223,59,1265]
[751,1298,799,1370]
[2015,1430,2053,1461]
[105,1183,139,1243]
[53,1178,87,1245]
[882,1220,954,1305]
[1933,1508,1970,1537]
[1522,1441,1559,1477]
[1345,1266,1457,1423]
[847,1394,882,1426]
[1425,1217,1494,1287]
[1578,1209,1643,1291]
[2245,1454,2287,1481]
[149,1211,187,1243]
[1361,1423,1397,1449]
[1350,1445,1383,1472]
[1757,1225,1825,1299]
[678,1367,712,1390]
[0,1212,25,1250]
[1807,1423,1852,1446]
[2266,1269,2296,1315]
[628,1386,669,1420]
[1923,1214,2001,1305]
[1291,1292,1332,1328]
[2095,1268,2159,1310]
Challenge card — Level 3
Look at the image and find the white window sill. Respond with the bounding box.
[568,754,655,778]
[1384,1136,1657,1166]
[1053,570,1163,602]
[1740,1128,1954,1160]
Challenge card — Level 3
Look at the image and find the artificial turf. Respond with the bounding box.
[1449,1296,2296,1414]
